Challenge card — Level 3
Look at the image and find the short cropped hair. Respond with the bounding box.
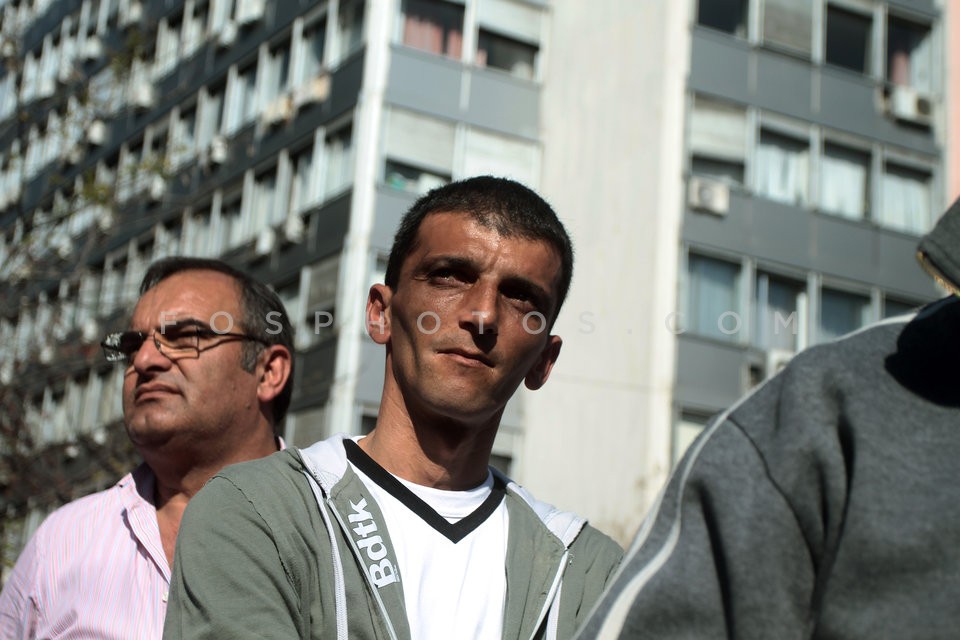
[139,257,295,424]
[384,176,574,321]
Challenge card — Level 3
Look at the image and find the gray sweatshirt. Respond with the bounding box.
[577,197,960,639]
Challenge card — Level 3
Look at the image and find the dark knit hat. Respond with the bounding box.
[917,196,960,296]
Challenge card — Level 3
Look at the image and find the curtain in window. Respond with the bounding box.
[763,0,812,54]
[324,128,354,197]
[688,255,740,341]
[881,164,930,234]
[887,18,932,92]
[756,130,808,205]
[402,0,463,59]
[384,108,455,173]
[820,143,868,219]
[819,289,868,341]
[754,275,801,350]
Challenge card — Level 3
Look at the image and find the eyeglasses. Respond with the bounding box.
[101,324,267,364]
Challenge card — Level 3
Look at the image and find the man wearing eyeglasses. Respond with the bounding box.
[0,257,294,640]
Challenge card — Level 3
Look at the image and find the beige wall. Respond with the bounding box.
[519,0,691,545]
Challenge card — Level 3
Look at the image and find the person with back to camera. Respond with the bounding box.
[576,196,960,639]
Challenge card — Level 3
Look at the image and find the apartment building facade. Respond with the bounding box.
[0,0,951,558]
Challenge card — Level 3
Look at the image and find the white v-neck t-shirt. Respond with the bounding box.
[349,447,509,640]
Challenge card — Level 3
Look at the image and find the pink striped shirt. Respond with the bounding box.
[0,464,170,639]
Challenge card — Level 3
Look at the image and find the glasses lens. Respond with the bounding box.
[102,331,146,362]
[155,326,199,358]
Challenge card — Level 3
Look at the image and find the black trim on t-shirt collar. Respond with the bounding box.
[343,439,506,544]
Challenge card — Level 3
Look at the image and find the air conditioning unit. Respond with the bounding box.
[283,214,305,244]
[262,95,293,126]
[293,73,331,109]
[64,143,84,165]
[887,85,933,127]
[235,0,266,25]
[87,119,107,145]
[688,176,730,215]
[148,174,166,201]
[36,76,56,99]
[218,21,239,47]
[209,135,228,164]
[766,348,794,377]
[130,82,156,109]
[80,37,104,61]
[255,227,276,256]
[119,0,143,26]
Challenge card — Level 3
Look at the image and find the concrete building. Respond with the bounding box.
[0,0,950,558]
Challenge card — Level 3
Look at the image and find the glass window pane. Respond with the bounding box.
[401,0,463,59]
[820,142,869,219]
[819,288,869,341]
[887,17,932,92]
[826,5,871,73]
[384,108,455,172]
[687,254,740,341]
[461,128,539,188]
[880,162,931,235]
[697,0,747,36]
[756,129,809,205]
[477,30,536,80]
[763,0,813,54]
[884,297,918,318]
[754,274,803,350]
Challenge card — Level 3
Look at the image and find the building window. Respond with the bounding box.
[290,144,321,213]
[250,165,281,231]
[262,40,291,103]
[462,127,539,188]
[383,108,454,193]
[819,288,869,341]
[476,30,536,80]
[762,0,813,56]
[183,0,208,56]
[220,191,244,250]
[170,105,198,168]
[883,297,918,318]
[754,273,804,351]
[819,142,869,219]
[756,129,809,205]
[400,0,463,59]
[825,4,871,73]
[224,62,257,133]
[696,0,746,36]
[689,95,747,185]
[324,125,354,198]
[336,0,365,61]
[198,84,225,148]
[879,161,931,235]
[185,205,214,256]
[887,16,932,92]
[297,18,327,85]
[385,160,449,194]
[686,254,741,341]
[304,256,339,347]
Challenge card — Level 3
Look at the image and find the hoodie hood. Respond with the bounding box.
[917,196,960,295]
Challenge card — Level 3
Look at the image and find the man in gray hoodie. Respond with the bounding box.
[576,197,960,640]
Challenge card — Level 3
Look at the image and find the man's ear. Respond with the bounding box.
[257,345,292,404]
[524,335,562,391]
[366,284,392,345]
